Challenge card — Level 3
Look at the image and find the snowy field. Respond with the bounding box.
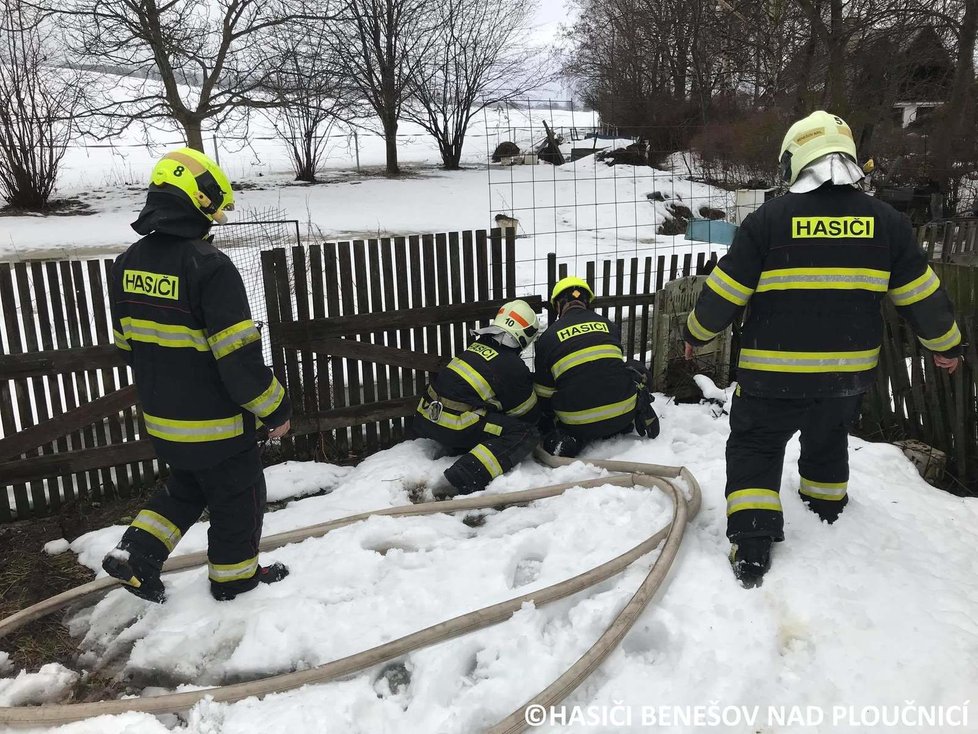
[0,97,730,296]
[3,389,978,733]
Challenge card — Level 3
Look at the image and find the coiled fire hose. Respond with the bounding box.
[0,451,701,730]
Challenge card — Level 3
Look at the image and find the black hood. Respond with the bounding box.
[132,190,212,239]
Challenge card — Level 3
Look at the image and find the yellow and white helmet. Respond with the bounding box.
[475,299,540,349]
[148,148,235,223]
[779,111,857,185]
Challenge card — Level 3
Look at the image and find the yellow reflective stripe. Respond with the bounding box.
[800,477,848,501]
[686,311,717,341]
[471,443,503,478]
[706,266,753,306]
[131,509,182,551]
[208,555,259,583]
[208,319,261,359]
[739,347,879,373]
[447,358,495,402]
[555,393,637,426]
[113,328,131,351]
[415,402,482,430]
[552,344,624,380]
[506,392,538,417]
[756,267,890,292]
[484,422,503,436]
[534,383,556,398]
[243,377,286,418]
[726,488,783,516]
[889,267,940,306]
[143,412,244,443]
[119,317,209,351]
[919,323,962,352]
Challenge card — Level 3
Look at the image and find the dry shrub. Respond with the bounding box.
[690,109,787,188]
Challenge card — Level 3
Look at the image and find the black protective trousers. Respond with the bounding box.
[724,391,863,542]
[412,408,539,494]
[120,445,267,597]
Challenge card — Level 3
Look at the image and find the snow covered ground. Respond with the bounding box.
[4,388,977,733]
[0,98,730,293]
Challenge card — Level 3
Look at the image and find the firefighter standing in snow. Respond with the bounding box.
[413,300,541,497]
[683,111,962,588]
[534,277,659,457]
[102,148,292,603]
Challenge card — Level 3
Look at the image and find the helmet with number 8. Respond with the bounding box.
[490,299,540,349]
[148,147,235,224]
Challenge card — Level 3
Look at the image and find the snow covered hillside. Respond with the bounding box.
[1,97,730,290]
[5,389,977,734]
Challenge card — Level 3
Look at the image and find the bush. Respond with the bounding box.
[689,109,787,188]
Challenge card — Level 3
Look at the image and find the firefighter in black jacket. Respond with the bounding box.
[414,300,541,498]
[102,148,292,603]
[535,277,659,457]
[683,111,962,588]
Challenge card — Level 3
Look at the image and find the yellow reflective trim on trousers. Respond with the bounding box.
[919,322,962,352]
[113,329,131,351]
[739,347,879,373]
[143,412,245,443]
[889,267,940,306]
[447,358,495,402]
[208,555,259,583]
[208,319,261,359]
[243,377,286,418]
[534,382,556,398]
[726,488,783,516]
[800,477,848,501]
[686,311,717,341]
[471,443,503,478]
[131,509,182,551]
[416,401,482,430]
[552,344,624,380]
[706,266,753,306]
[119,317,209,351]
[506,392,538,417]
[555,393,637,426]
[484,422,503,436]
[756,267,889,292]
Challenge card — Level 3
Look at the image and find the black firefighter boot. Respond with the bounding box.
[211,562,291,601]
[102,543,167,604]
[728,537,773,589]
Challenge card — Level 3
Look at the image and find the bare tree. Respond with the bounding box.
[0,0,84,209]
[54,0,320,151]
[404,0,548,170]
[330,0,437,176]
[262,19,361,182]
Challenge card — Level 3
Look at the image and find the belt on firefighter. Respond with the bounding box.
[426,385,477,413]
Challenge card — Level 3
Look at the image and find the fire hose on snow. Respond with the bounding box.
[0,450,701,731]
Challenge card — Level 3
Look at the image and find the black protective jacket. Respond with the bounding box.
[533,307,637,438]
[684,185,961,398]
[111,197,290,469]
[424,335,538,422]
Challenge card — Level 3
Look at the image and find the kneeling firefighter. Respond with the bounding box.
[102,147,292,603]
[413,300,541,498]
[534,276,659,457]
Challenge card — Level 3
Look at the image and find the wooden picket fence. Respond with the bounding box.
[3,219,978,521]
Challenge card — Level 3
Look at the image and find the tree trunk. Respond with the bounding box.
[382,114,400,176]
[183,119,205,152]
[825,0,846,114]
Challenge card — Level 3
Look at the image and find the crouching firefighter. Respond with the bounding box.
[102,147,292,603]
[413,300,541,498]
[683,111,963,589]
[534,276,659,458]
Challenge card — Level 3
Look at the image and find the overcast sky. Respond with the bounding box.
[531,0,576,44]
